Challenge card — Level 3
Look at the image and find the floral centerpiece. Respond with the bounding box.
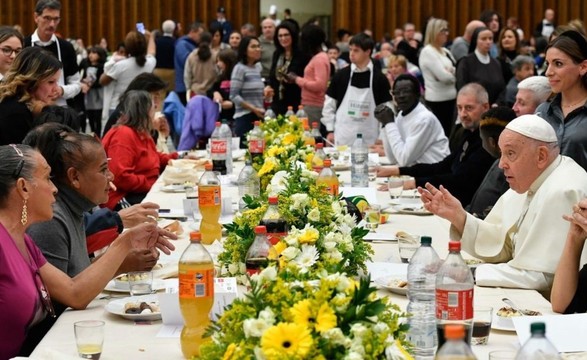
[200,269,412,359]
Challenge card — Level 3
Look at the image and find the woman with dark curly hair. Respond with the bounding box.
[266,21,309,115]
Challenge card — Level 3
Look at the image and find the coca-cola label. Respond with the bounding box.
[436,288,474,320]
[249,139,264,154]
[267,232,287,246]
[211,139,227,154]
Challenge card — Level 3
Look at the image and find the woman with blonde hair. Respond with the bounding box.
[0,47,62,145]
[418,17,457,136]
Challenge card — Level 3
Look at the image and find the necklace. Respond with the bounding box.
[563,96,587,109]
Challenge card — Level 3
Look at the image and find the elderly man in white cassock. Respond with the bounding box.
[419,114,587,292]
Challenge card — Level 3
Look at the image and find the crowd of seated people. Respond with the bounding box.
[5,1,587,358]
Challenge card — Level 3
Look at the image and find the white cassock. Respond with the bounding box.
[450,156,587,291]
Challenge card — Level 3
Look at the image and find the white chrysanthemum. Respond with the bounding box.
[337,221,353,235]
[290,193,310,210]
[238,262,247,273]
[267,170,289,196]
[228,263,239,275]
[281,246,300,260]
[374,322,388,334]
[294,245,319,272]
[307,207,320,222]
[325,231,343,244]
[284,228,301,246]
[345,351,364,360]
[243,318,271,338]
[326,249,343,262]
[259,266,277,281]
[322,327,347,346]
[323,241,337,251]
[341,241,354,252]
[301,168,318,179]
[342,213,356,227]
[350,323,369,338]
[258,307,276,325]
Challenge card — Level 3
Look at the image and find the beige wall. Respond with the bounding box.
[259,0,333,27]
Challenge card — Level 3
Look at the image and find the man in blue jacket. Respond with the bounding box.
[174,21,205,105]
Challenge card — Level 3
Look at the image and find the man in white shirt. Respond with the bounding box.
[420,115,587,292]
[24,0,81,107]
[375,74,449,166]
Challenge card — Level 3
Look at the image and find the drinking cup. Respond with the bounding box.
[128,271,153,296]
[74,320,104,359]
[472,306,493,345]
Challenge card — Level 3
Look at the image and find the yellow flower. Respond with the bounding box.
[259,158,276,176]
[282,133,297,145]
[222,343,237,360]
[298,227,319,244]
[268,241,287,260]
[267,146,285,157]
[290,300,313,327]
[315,303,337,333]
[261,322,313,360]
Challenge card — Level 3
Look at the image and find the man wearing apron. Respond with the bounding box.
[24,0,81,107]
[321,33,392,146]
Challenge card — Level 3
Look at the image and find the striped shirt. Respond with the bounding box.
[230,62,264,118]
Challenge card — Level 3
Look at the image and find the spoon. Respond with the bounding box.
[502,297,531,316]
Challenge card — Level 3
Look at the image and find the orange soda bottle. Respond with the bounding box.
[316,159,339,196]
[178,231,215,358]
[303,123,315,146]
[198,163,222,244]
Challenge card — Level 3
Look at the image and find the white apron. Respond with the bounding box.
[334,63,379,146]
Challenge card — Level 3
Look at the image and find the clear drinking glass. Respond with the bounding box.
[472,306,493,345]
[74,320,104,359]
[364,204,381,232]
[388,176,404,202]
[128,271,153,296]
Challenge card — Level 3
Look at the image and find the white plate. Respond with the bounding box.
[492,314,515,332]
[391,204,432,216]
[373,276,408,296]
[160,184,192,193]
[331,162,351,171]
[104,279,167,293]
[105,294,161,321]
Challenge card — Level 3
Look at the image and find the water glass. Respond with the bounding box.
[74,320,104,359]
[388,176,404,201]
[397,236,419,263]
[128,271,153,296]
[364,204,381,232]
[472,306,493,345]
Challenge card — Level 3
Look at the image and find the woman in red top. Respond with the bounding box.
[102,90,178,209]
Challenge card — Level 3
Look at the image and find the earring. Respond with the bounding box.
[21,199,27,226]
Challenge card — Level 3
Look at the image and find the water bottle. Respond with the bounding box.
[264,107,276,120]
[436,241,475,349]
[351,133,369,187]
[296,105,308,124]
[245,225,273,276]
[248,121,265,162]
[210,122,228,175]
[219,120,233,174]
[284,106,295,118]
[312,143,326,172]
[237,160,260,211]
[178,231,215,358]
[407,236,443,359]
[435,324,477,360]
[515,322,561,360]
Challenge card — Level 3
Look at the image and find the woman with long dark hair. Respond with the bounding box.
[184,32,218,97]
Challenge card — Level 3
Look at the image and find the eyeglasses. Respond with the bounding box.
[9,144,24,179]
[0,47,22,56]
[34,270,56,318]
[41,15,61,23]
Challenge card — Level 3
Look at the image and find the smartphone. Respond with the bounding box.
[136,22,145,34]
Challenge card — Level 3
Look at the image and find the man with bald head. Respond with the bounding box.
[421,115,587,291]
[450,20,485,62]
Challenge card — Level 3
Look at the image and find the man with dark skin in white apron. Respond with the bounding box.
[321,33,392,146]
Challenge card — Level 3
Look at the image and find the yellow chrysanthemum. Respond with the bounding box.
[268,241,287,260]
[298,228,319,244]
[258,158,276,176]
[222,343,237,360]
[267,146,285,157]
[315,303,337,333]
[261,322,313,360]
[282,133,297,145]
[290,299,313,327]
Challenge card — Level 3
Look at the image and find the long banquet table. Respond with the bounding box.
[29,159,558,360]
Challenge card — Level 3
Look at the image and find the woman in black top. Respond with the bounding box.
[207,48,237,126]
[267,21,309,116]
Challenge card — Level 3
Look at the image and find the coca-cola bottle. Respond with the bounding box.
[245,225,273,276]
[260,196,288,246]
[210,122,228,175]
[436,241,475,349]
[248,121,265,162]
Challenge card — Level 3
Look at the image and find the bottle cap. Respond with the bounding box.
[316,143,323,149]
[189,231,202,242]
[298,105,304,110]
[254,121,261,126]
[530,322,546,334]
[448,241,461,251]
[268,196,278,205]
[357,133,363,138]
[312,122,319,128]
[323,159,332,167]
[215,121,221,127]
[420,236,432,245]
[288,106,293,110]
[205,162,213,171]
[443,324,465,340]
[255,225,267,234]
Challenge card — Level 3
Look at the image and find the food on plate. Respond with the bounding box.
[163,220,184,235]
[384,278,408,288]
[396,231,419,243]
[124,301,160,314]
[496,306,541,317]
[465,259,484,265]
[116,272,149,283]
